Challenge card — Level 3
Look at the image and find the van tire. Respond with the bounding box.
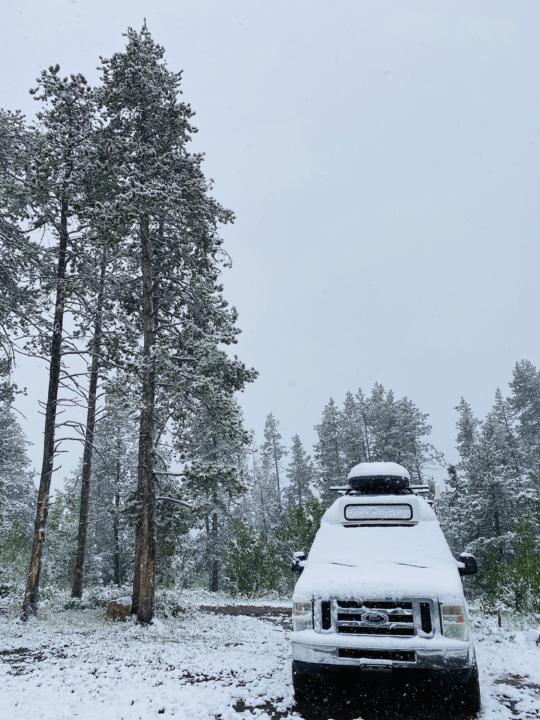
[292,667,320,707]
[453,665,481,716]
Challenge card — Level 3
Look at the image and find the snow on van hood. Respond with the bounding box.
[293,495,464,602]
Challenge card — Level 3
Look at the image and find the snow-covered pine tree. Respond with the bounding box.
[315,398,346,503]
[98,26,255,622]
[69,119,131,599]
[510,359,540,482]
[285,434,314,509]
[180,399,249,591]
[464,391,527,561]
[438,399,481,555]
[239,442,272,535]
[223,517,280,596]
[0,110,40,364]
[261,413,287,512]
[46,385,139,589]
[393,396,442,483]
[70,248,109,598]
[0,379,35,585]
[365,384,402,464]
[315,385,440,503]
[455,397,479,464]
[443,390,537,578]
[84,387,138,587]
[21,68,96,620]
[340,391,369,468]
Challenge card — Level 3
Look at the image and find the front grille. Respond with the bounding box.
[337,600,413,610]
[338,625,414,636]
[329,599,433,637]
[419,601,432,634]
[338,648,416,663]
[321,601,332,630]
[336,600,414,636]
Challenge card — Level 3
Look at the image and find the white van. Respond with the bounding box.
[291,462,480,713]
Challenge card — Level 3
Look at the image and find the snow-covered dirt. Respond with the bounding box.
[0,600,539,720]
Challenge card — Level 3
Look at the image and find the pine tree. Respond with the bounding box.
[241,443,272,535]
[0,110,40,364]
[0,379,35,584]
[340,391,369,467]
[455,397,479,465]
[366,385,402,463]
[84,388,138,587]
[180,399,249,592]
[261,413,287,512]
[393,396,441,483]
[98,26,254,621]
[315,398,346,503]
[465,392,524,560]
[438,399,481,555]
[285,435,314,509]
[71,250,109,598]
[510,359,540,481]
[278,496,325,588]
[21,68,96,620]
[441,389,538,579]
[223,518,280,596]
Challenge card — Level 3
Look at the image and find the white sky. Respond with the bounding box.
[2,0,540,485]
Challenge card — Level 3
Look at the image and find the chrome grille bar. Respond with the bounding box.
[327,598,435,638]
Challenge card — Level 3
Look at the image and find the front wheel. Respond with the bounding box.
[453,664,481,716]
[293,670,319,707]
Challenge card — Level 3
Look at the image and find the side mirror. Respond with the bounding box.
[457,553,478,576]
[291,550,306,575]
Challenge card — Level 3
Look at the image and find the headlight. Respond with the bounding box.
[292,600,313,631]
[440,604,468,640]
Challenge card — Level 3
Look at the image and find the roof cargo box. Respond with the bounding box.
[347,461,411,494]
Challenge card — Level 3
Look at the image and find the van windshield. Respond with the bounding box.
[309,521,454,570]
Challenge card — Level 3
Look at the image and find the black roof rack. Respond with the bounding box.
[330,483,431,497]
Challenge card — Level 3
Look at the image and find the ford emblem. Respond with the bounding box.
[361,610,388,625]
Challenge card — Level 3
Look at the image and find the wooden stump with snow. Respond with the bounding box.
[106,597,132,621]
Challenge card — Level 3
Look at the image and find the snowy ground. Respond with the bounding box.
[1,596,539,720]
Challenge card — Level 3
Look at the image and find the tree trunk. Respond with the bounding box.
[113,443,121,587]
[21,199,69,620]
[131,524,141,615]
[71,252,107,598]
[412,440,423,485]
[252,453,268,534]
[133,214,156,624]
[210,510,219,592]
[361,414,371,461]
[272,435,282,510]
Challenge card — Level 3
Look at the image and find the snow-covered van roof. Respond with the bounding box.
[323,492,432,525]
[293,493,464,603]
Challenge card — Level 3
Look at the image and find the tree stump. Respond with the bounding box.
[106,597,132,621]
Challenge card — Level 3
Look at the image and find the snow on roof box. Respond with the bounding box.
[348,462,410,480]
[347,462,410,494]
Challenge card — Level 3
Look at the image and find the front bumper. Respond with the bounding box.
[291,631,475,671]
[292,660,476,688]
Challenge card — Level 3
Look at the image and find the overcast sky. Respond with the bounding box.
[2,0,540,485]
